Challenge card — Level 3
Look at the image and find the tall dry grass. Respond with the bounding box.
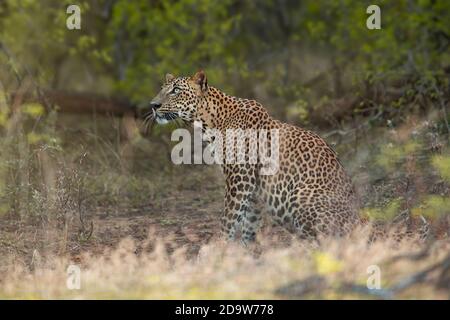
[1,228,448,299]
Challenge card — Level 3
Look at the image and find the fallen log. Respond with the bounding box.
[10,89,139,117]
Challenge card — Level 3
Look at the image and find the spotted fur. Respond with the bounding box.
[150,71,360,244]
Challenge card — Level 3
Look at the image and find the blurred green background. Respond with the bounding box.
[0,0,448,118]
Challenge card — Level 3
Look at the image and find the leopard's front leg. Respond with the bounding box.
[220,164,261,244]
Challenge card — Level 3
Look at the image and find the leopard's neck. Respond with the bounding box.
[196,86,271,130]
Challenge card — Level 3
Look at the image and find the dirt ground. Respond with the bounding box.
[0,183,297,274]
[0,189,220,268]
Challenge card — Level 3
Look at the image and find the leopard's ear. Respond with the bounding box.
[192,70,208,92]
[165,73,175,83]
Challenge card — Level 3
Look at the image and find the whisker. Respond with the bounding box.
[143,117,151,130]
[142,111,152,119]
[143,112,155,135]
[175,118,183,129]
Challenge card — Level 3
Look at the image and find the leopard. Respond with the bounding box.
[149,70,361,244]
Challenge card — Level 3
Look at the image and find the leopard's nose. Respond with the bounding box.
[150,102,161,110]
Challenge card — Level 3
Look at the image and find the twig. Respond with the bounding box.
[391,253,450,293]
[433,83,449,139]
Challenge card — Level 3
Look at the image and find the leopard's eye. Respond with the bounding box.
[170,87,181,95]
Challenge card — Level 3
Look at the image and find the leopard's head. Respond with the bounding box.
[149,70,208,124]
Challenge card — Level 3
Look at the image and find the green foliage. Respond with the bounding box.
[362,198,402,221]
[432,155,450,182]
[412,195,450,219]
[409,154,450,219]
[104,0,243,99]
[1,0,448,112]
[376,141,420,172]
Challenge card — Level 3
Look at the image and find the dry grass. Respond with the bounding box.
[1,228,448,300]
